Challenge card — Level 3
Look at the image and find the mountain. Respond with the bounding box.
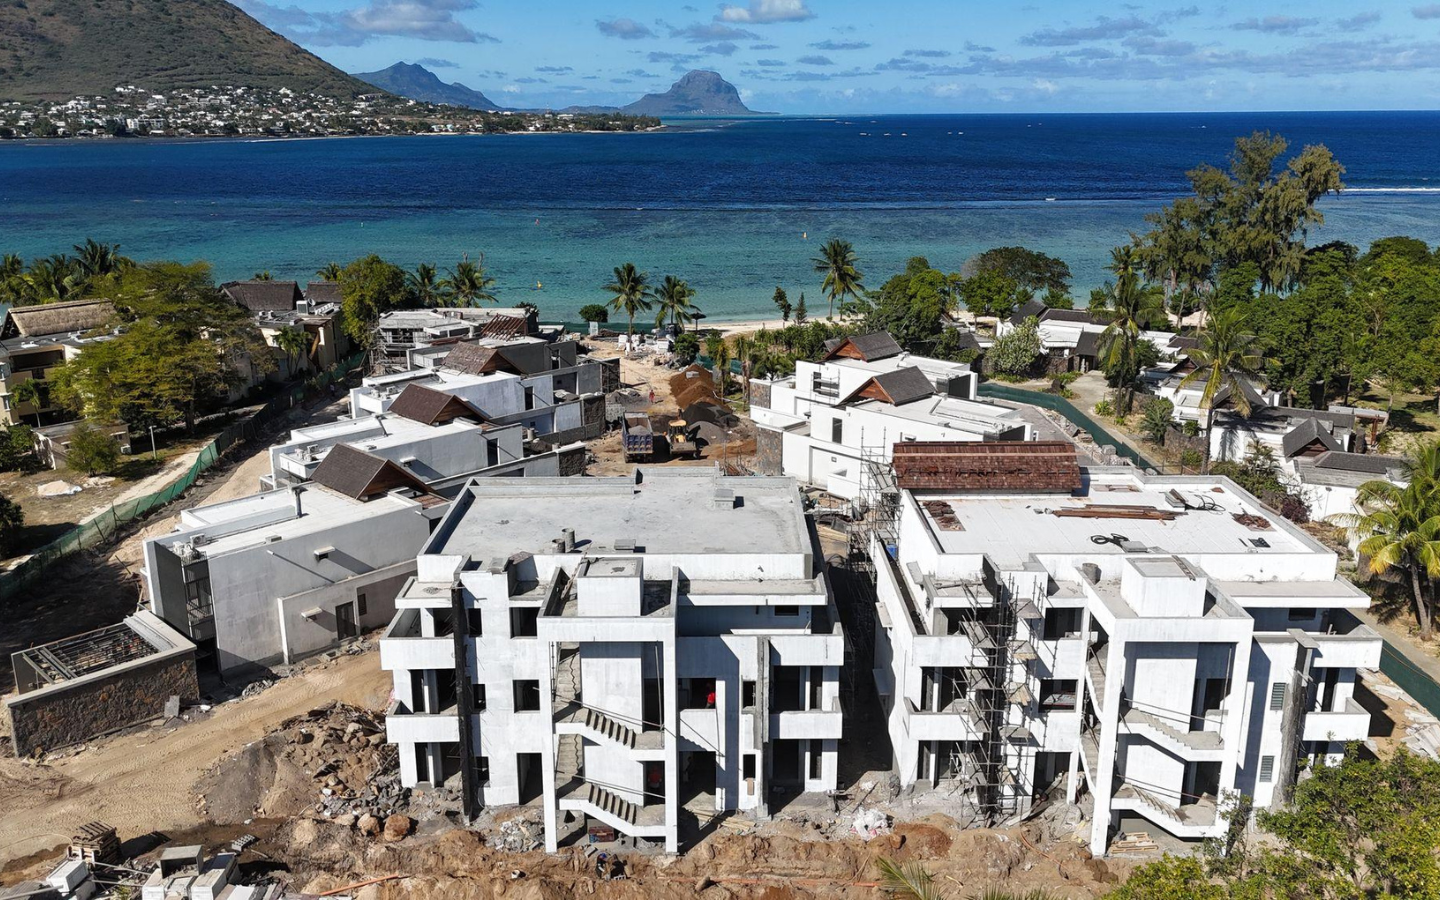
[0,0,375,102]
[620,71,753,116]
[354,62,503,111]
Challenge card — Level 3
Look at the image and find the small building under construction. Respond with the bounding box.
[7,611,197,757]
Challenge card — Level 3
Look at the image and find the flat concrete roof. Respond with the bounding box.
[172,485,418,556]
[917,471,1317,564]
[857,395,1023,430]
[432,469,810,559]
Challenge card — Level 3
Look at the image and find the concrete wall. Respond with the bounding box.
[8,650,198,757]
[277,562,415,664]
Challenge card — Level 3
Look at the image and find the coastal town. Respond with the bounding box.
[0,84,660,140]
[4,148,1440,897]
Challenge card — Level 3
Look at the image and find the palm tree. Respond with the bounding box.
[21,255,82,304]
[653,275,698,333]
[316,262,343,281]
[72,239,129,280]
[603,263,654,338]
[1177,306,1265,431]
[812,238,864,319]
[407,263,442,308]
[274,326,310,377]
[1336,481,1440,639]
[0,254,23,306]
[12,379,43,427]
[441,257,497,307]
[1096,246,1165,415]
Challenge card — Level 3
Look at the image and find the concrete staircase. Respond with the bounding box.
[583,782,640,825]
[1122,706,1221,756]
[554,645,580,707]
[556,732,582,782]
[581,707,640,749]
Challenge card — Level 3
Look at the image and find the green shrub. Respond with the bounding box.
[1180,448,1204,470]
[0,493,23,557]
[673,333,699,365]
[66,422,122,476]
[578,303,609,323]
[1140,398,1174,445]
[1093,398,1115,418]
[0,425,37,472]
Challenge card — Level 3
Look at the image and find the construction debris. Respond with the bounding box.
[851,807,891,840]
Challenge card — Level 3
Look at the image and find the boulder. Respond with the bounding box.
[382,814,413,842]
[357,813,382,836]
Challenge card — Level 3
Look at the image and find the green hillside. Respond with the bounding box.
[0,0,374,101]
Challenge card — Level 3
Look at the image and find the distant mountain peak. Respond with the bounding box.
[353,61,503,111]
[622,70,755,117]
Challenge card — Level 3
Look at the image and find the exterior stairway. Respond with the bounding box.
[554,645,581,708]
[1122,706,1222,756]
[583,782,640,825]
[581,707,640,749]
[556,732,583,783]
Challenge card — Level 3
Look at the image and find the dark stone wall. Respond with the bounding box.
[558,445,588,476]
[8,653,199,757]
[755,427,784,476]
[748,379,773,411]
[598,358,622,394]
[581,394,607,440]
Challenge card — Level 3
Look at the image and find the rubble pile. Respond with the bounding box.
[488,811,544,853]
[198,702,407,824]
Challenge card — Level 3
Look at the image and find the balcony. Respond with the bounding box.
[770,703,844,740]
[379,609,455,670]
[903,697,981,742]
[385,699,460,744]
[1311,628,1383,670]
[1302,698,1371,743]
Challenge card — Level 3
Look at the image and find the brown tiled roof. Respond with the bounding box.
[1,298,115,338]
[842,366,934,406]
[480,314,528,339]
[892,440,1082,492]
[822,332,902,362]
[1282,418,1344,457]
[1008,298,1047,327]
[386,383,485,425]
[311,444,432,500]
[221,280,302,312]
[440,342,523,376]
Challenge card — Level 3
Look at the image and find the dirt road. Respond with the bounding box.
[0,648,391,869]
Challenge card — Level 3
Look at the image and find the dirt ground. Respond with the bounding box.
[588,347,758,476]
[0,397,350,696]
[0,646,391,872]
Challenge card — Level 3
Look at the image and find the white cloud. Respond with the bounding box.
[719,0,815,24]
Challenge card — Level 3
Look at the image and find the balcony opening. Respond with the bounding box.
[433,610,455,637]
[808,666,824,710]
[409,670,425,714]
[1191,676,1228,730]
[771,667,805,713]
[1043,607,1084,640]
[434,668,457,713]
[680,677,716,710]
[1183,761,1221,808]
[1033,751,1069,799]
[466,608,483,636]
[510,606,539,638]
[473,683,487,712]
[808,740,824,780]
[477,754,491,786]
[770,739,802,786]
[742,679,757,708]
[413,743,431,784]
[440,744,464,786]
[1040,679,1077,712]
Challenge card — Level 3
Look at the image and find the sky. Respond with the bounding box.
[229,0,1440,113]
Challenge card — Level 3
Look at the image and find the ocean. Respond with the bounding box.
[3,111,1440,322]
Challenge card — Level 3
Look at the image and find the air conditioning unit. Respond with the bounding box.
[191,533,209,547]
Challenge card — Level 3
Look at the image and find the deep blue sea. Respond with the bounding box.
[3,112,1440,321]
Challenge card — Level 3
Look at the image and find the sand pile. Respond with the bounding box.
[669,365,721,410]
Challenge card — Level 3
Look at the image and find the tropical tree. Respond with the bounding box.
[578,303,609,324]
[336,255,410,347]
[0,253,24,306]
[407,263,443,308]
[0,493,23,558]
[1337,479,1440,638]
[21,255,83,304]
[1176,306,1265,430]
[11,379,43,426]
[794,292,808,325]
[274,326,310,377]
[1096,246,1167,414]
[653,275,699,333]
[773,286,791,323]
[252,271,273,281]
[440,258,498,307]
[73,239,130,280]
[812,238,864,319]
[316,262,343,281]
[65,422,121,476]
[603,263,654,338]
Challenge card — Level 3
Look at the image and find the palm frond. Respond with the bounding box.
[876,857,945,900]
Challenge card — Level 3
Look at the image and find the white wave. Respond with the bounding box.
[1344,187,1440,193]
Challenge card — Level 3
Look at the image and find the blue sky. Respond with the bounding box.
[231,0,1440,112]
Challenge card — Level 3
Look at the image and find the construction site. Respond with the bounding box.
[2,330,1438,900]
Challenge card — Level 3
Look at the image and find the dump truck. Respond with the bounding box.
[622,413,654,461]
[665,418,700,459]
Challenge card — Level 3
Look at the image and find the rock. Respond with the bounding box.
[382,814,413,842]
[334,813,356,828]
[290,819,319,848]
[358,813,382,836]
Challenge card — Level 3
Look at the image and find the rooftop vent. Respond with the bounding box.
[712,488,736,509]
[1080,562,1101,584]
[614,538,637,552]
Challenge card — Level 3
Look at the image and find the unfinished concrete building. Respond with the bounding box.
[143,460,448,677]
[867,442,1381,855]
[380,469,844,853]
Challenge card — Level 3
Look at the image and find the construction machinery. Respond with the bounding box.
[622,413,654,461]
[665,418,700,459]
